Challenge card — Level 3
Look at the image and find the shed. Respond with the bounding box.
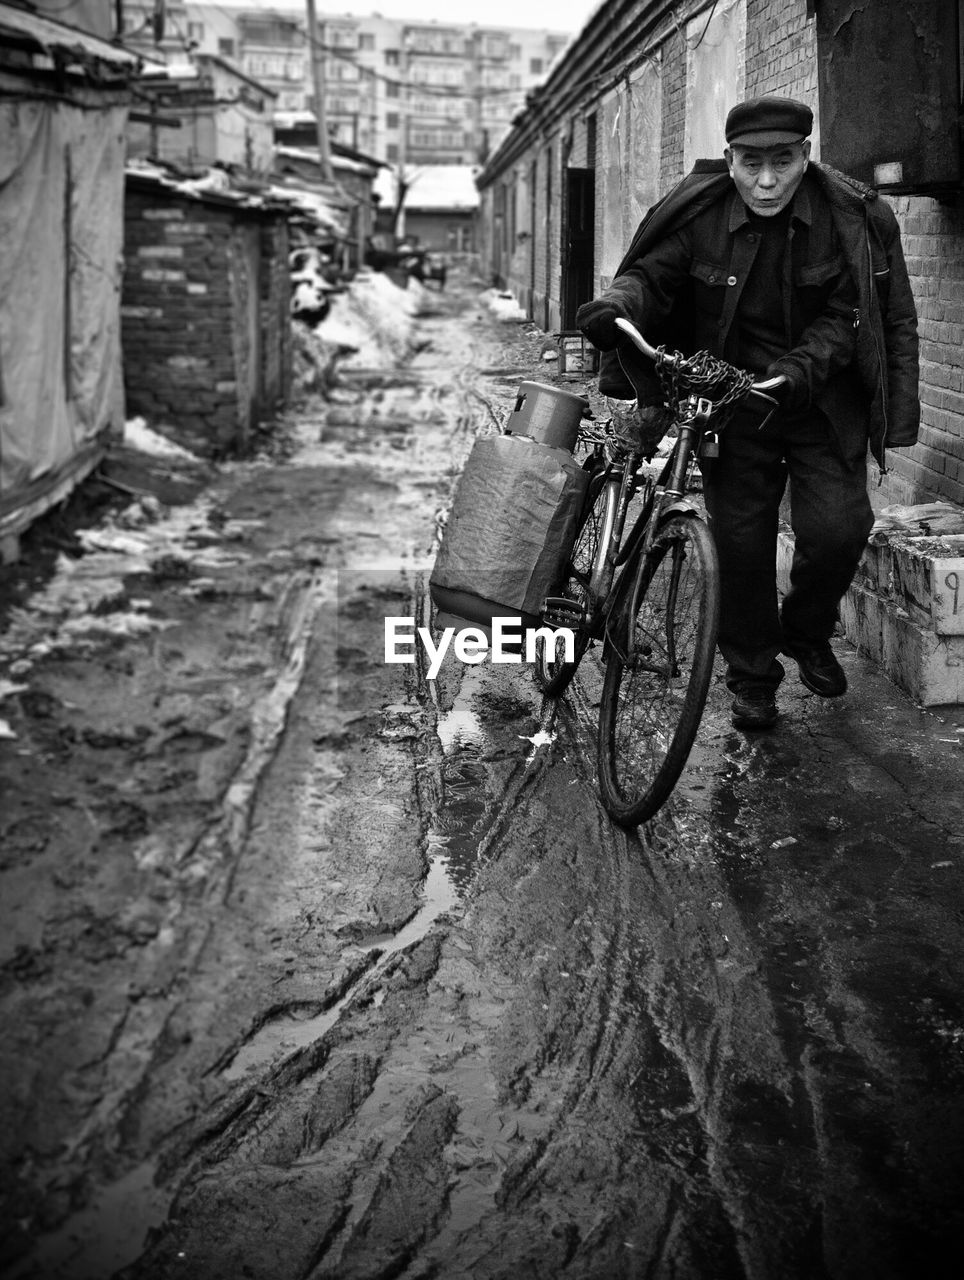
[0,2,137,555]
[122,163,292,458]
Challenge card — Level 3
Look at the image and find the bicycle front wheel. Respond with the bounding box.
[597,514,719,827]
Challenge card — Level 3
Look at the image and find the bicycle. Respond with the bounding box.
[535,317,785,827]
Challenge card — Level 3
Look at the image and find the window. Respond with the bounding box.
[187,22,204,42]
[386,80,399,98]
[239,18,302,47]
[529,58,543,75]
[386,112,400,129]
[359,33,375,50]
[385,49,399,65]
[387,143,399,161]
[327,25,358,49]
[218,38,236,58]
[410,128,465,149]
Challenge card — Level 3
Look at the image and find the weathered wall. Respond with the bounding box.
[121,189,290,457]
[478,0,964,510]
[260,218,292,411]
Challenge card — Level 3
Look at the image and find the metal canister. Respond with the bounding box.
[506,381,588,453]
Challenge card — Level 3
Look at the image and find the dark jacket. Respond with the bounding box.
[597,160,919,468]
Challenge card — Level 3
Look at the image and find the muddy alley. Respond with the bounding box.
[2,273,964,1280]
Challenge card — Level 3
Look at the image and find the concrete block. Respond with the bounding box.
[841,583,964,706]
[854,534,964,635]
[779,530,964,704]
[890,537,964,635]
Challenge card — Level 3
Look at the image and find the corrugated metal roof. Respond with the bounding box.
[0,3,139,71]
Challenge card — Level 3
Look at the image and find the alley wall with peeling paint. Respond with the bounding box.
[476,0,964,514]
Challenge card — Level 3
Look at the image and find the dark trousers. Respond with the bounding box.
[702,409,874,691]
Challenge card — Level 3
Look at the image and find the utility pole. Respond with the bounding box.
[394,38,409,241]
[305,0,334,181]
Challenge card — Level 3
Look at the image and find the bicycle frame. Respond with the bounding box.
[576,393,714,661]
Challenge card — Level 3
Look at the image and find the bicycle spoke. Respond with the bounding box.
[597,515,719,827]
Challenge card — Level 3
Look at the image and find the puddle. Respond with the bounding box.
[7,1159,168,1280]
[436,683,484,751]
[429,666,489,893]
[223,667,492,1081]
[223,847,462,1081]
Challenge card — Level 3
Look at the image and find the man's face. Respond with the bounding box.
[725,140,811,216]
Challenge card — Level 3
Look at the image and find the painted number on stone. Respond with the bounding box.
[946,570,960,617]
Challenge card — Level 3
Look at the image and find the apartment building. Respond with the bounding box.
[121,4,572,166]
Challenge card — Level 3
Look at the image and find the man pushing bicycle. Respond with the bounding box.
[576,95,920,730]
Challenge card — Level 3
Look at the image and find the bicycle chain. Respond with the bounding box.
[655,346,755,418]
[575,347,756,454]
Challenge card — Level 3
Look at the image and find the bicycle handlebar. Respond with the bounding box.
[614,317,787,395]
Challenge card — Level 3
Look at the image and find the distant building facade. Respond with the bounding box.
[122,4,572,166]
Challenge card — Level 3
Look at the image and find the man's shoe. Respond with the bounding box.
[784,641,847,697]
[731,685,778,730]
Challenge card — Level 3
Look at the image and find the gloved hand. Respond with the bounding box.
[575,298,626,352]
[766,359,809,413]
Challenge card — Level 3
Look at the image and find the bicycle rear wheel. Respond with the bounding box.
[535,464,612,697]
[597,514,719,826]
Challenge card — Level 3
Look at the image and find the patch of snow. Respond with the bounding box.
[124,417,199,460]
[315,269,422,368]
[480,288,527,322]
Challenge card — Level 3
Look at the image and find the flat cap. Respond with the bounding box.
[725,95,813,147]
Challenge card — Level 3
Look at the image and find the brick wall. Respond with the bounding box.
[659,30,687,194]
[478,0,964,513]
[547,133,563,332]
[880,198,964,509]
[122,187,291,458]
[745,0,816,103]
[742,0,964,509]
[260,219,292,412]
[530,141,550,324]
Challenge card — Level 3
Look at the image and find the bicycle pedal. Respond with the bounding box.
[542,596,585,627]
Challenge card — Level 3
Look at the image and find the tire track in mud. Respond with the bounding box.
[16,293,842,1278]
[512,659,833,1278]
[5,295,503,1280]
[87,300,571,1275]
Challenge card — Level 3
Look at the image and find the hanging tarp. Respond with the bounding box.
[0,95,128,535]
